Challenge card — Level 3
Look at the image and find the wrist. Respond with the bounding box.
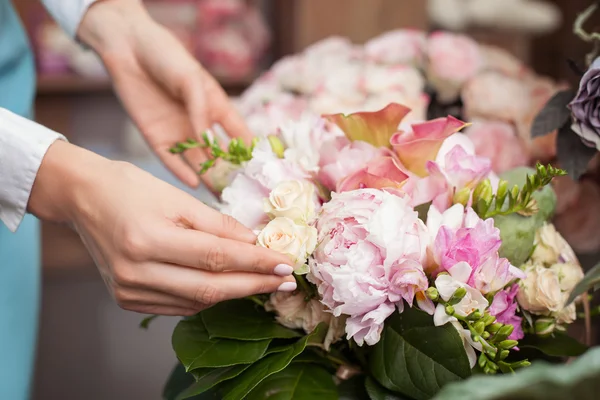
[28,141,112,224]
[77,0,150,57]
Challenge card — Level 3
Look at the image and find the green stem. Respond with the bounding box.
[247,295,265,307]
[295,274,315,299]
[326,354,347,366]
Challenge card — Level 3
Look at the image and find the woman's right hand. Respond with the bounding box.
[28,141,296,316]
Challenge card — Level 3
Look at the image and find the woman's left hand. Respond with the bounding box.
[78,0,253,189]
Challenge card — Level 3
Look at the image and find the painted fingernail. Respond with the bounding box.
[277,281,297,292]
[274,264,294,276]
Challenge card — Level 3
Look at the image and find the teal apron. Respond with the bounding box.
[0,1,41,399]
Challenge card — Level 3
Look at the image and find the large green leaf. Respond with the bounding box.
[519,333,588,358]
[365,377,410,400]
[245,363,338,400]
[201,300,301,341]
[338,376,370,400]
[567,262,600,305]
[163,363,219,400]
[172,316,271,371]
[219,324,326,400]
[434,346,600,400]
[370,307,471,400]
[178,365,250,400]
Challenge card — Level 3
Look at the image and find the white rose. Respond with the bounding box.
[265,291,345,350]
[531,223,578,266]
[264,180,317,223]
[554,294,577,325]
[550,262,584,293]
[257,217,317,271]
[517,264,563,314]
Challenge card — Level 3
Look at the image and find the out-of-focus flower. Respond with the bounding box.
[257,217,317,271]
[363,65,425,99]
[264,180,318,223]
[391,116,468,176]
[517,264,563,314]
[489,285,524,340]
[265,292,345,350]
[479,45,527,78]
[196,27,256,81]
[363,92,430,128]
[464,120,529,173]
[426,31,483,103]
[569,57,600,150]
[309,189,428,346]
[364,29,427,66]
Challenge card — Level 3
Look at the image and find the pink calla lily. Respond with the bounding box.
[336,156,409,192]
[324,103,411,148]
[390,116,468,177]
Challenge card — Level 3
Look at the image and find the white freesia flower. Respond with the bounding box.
[516,264,562,314]
[433,262,489,326]
[451,321,483,368]
[257,217,317,271]
[264,180,318,223]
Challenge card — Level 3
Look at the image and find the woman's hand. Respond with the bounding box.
[77,0,253,189]
[28,141,296,316]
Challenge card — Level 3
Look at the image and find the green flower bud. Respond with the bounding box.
[496,324,515,340]
[498,340,519,350]
[449,287,467,305]
[535,318,556,337]
[482,331,491,340]
[482,314,497,326]
[425,287,439,301]
[478,353,487,369]
[267,135,285,158]
[445,305,455,316]
[511,360,531,369]
[467,310,483,321]
[453,187,471,206]
[499,349,510,360]
[486,323,503,334]
[474,321,486,336]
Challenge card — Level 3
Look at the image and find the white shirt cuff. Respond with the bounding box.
[41,0,99,38]
[0,108,66,232]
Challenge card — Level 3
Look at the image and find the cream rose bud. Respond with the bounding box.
[257,217,317,271]
[264,180,318,223]
[531,223,578,266]
[554,296,577,325]
[550,262,584,293]
[517,264,563,314]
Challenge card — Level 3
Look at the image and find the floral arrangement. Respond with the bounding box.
[160,103,590,400]
[235,30,560,175]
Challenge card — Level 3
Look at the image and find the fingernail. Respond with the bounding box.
[274,264,294,276]
[277,281,297,292]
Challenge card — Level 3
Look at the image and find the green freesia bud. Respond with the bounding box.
[499,349,510,360]
[445,305,455,316]
[474,321,486,336]
[467,310,483,321]
[482,314,497,326]
[511,360,531,369]
[487,323,503,334]
[482,331,491,340]
[425,287,439,301]
[267,135,285,158]
[453,187,471,206]
[478,353,487,369]
[535,318,556,337]
[498,340,519,350]
[448,287,467,305]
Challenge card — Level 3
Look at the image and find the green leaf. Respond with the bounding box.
[433,346,600,400]
[219,324,327,400]
[567,262,600,305]
[201,299,301,341]
[178,365,250,400]
[172,316,271,371]
[557,123,597,180]
[164,363,196,400]
[245,363,338,400]
[365,377,410,400]
[519,333,588,358]
[531,89,575,138]
[140,315,159,330]
[370,307,471,400]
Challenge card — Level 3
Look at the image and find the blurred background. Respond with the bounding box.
[8,0,600,398]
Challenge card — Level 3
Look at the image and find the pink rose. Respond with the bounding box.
[318,137,383,190]
[309,189,429,346]
[426,32,484,103]
[465,120,529,173]
[364,29,427,66]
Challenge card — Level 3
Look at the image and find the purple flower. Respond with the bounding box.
[489,285,524,341]
[569,57,600,150]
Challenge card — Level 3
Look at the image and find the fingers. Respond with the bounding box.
[151,227,293,275]
[213,91,254,143]
[154,147,201,188]
[128,305,199,317]
[184,204,258,244]
[141,262,297,306]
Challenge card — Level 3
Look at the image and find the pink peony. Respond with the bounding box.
[426,31,484,103]
[364,29,427,66]
[489,285,524,340]
[309,189,429,346]
[465,120,529,174]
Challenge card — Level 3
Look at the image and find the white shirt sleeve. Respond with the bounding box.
[0,108,66,232]
[41,0,99,37]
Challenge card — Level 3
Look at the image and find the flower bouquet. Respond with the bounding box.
[161,103,591,400]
